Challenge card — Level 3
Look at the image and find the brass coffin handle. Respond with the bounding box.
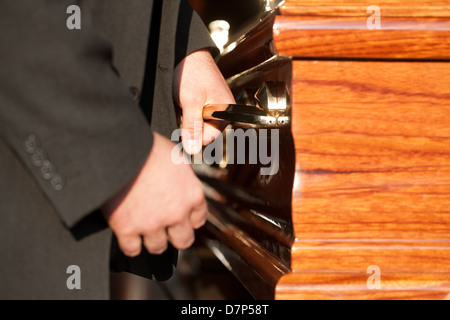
[202,81,291,128]
[203,104,288,127]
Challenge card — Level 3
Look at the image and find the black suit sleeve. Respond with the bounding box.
[176,0,220,66]
[0,0,153,228]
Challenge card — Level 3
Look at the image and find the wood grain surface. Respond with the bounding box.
[290,61,450,239]
[276,272,450,300]
[276,60,450,299]
[280,0,450,18]
[193,0,450,299]
[273,17,450,59]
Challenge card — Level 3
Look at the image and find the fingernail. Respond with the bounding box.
[185,139,202,155]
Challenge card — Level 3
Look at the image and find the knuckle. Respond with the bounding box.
[171,233,195,250]
[147,244,168,255]
[168,210,187,226]
[118,234,135,246]
[143,221,162,234]
[119,239,141,257]
[191,187,205,206]
[182,117,202,131]
[193,215,207,229]
[144,238,168,255]
[178,236,195,250]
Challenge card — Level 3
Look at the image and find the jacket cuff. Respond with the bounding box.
[175,2,219,66]
[17,128,153,229]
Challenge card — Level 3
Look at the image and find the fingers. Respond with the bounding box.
[143,228,168,255]
[167,219,195,250]
[148,198,207,253]
[203,120,228,146]
[190,196,208,229]
[174,48,235,154]
[166,186,207,248]
[118,221,198,256]
[182,115,228,155]
[181,104,228,155]
[116,234,142,257]
[105,132,210,259]
[121,204,207,256]
[181,113,203,155]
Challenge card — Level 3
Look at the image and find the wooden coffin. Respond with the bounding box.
[193,0,450,300]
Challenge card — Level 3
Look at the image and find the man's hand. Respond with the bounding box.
[101,132,207,257]
[101,49,233,257]
[173,48,235,155]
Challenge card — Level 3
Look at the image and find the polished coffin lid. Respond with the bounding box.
[191,0,450,299]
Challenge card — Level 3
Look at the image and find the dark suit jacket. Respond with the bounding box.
[0,0,216,299]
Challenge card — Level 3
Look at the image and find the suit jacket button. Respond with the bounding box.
[31,149,47,167]
[40,160,55,180]
[50,175,65,191]
[24,134,40,154]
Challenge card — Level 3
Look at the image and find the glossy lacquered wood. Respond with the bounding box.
[195,54,296,299]
[218,10,278,79]
[276,273,450,300]
[273,17,450,59]
[192,0,450,300]
[280,0,450,18]
[289,61,450,239]
[276,60,450,299]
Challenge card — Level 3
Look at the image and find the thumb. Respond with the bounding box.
[182,110,203,155]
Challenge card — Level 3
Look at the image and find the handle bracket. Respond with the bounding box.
[203,81,290,128]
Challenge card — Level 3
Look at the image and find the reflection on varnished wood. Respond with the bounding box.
[276,59,450,300]
[194,121,295,298]
[276,273,450,300]
[192,50,295,298]
[290,61,450,240]
[218,10,278,79]
[273,17,450,60]
[191,0,450,300]
[280,0,450,18]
